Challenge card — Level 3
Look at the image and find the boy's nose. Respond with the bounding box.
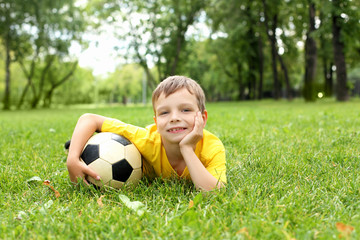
[170,112,180,122]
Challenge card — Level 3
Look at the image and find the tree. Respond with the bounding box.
[91,0,206,89]
[261,0,281,99]
[0,0,27,110]
[316,0,360,100]
[98,64,143,105]
[331,0,348,101]
[183,39,236,101]
[42,59,78,108]
[52,66,95,106]
[12,0,86,109]
[303,1,318,101]
[318,9,334,98]
[206,0,265,100]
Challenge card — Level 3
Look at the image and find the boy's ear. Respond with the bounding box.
[202,110,208,127]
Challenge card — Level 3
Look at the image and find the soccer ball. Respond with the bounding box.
[80,132,142,189]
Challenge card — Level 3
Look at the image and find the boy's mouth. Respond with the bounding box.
[167,127,187,133]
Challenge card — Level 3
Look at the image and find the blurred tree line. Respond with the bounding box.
[1,0,360,110]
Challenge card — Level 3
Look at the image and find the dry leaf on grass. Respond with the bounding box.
[236,227,252,239]
[336,222,354,235]
[97,195,105,207]
[236,227,248,234]
[43,180,60,198]
[188,200,194,208]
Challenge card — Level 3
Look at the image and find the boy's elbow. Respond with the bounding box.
[215,181,226,191]
[198,181,225,192]
[79,113,95,120]
[78,113,106,132]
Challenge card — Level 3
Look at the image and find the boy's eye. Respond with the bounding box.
[182,109,192,112]
[159,111,168,115]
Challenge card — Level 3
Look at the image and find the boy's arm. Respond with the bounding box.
[66,113,107,183]
[179,112,225,191]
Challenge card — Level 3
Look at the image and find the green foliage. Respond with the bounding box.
[0,0,88,109]
[52,66,95,106]
[206,0,266,99]
[183,40,237,101]
[1,0,360,108]
[98,64,143,104]
[1,101,360,239]
[92,0,206,86]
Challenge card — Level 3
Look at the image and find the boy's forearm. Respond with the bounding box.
[66,114,106,183]
[180,146,224,191]
[67,114,105,161]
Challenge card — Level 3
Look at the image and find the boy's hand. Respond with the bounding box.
[66,157,100,184]
[179,111,205,150]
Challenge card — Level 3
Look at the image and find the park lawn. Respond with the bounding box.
[0,99,359,239]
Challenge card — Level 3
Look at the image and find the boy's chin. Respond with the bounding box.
[163,135,185,145]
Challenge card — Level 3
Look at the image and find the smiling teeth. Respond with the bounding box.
[168,128,185,132]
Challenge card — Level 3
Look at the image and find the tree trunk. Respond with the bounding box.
[43,89,54,108]
[248,42,257,100]
[170,32,184,76]
[332,6,348,101]
[30,55,55,109]
[257,35,264,100]
[17,48,39,109]
[323,61,333,97]
[269,17,280,100]
[169,3,202,76]
[122,96,127,105]
[17,83,30,109]
[42,61,78,108]
[262,0,280,99]
[3,32,11,110]
[303,2,317,102]
[237,63,246,100]
[278,53,292,100]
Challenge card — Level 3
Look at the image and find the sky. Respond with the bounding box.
[70,30,121,76]
[71,0,125,76]
[69,6,212,77]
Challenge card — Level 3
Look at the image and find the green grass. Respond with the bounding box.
[1,99,360,239]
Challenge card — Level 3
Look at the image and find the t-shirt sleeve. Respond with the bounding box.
[102,118,143,138]
[101,118,150,150]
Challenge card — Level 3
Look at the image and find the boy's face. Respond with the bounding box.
[153,88,207,145]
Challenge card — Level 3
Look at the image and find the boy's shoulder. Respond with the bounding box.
[198,129,225,162]
[203,128,222,140]
[145,123,157,131]
[202,129,225,149]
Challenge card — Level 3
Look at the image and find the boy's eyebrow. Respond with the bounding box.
[178,103,195,108]
[156,103,196,113]
[154,105,167,113]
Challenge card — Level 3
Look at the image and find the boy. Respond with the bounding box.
[66,76,226,191]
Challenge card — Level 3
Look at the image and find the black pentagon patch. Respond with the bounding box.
[81,144,99,165]
[111,133,131,146]
[112,159,134,182]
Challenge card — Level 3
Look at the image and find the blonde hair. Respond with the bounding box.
[152,75,206,113]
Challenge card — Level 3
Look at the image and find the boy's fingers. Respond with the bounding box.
[198,112,204,127]
[194,112,201,126]
[83,166,101,181]
[82,177,91,185]
[70,175,78,184]
[195,112,204,132]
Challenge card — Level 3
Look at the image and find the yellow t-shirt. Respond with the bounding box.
[101,118,227,183]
